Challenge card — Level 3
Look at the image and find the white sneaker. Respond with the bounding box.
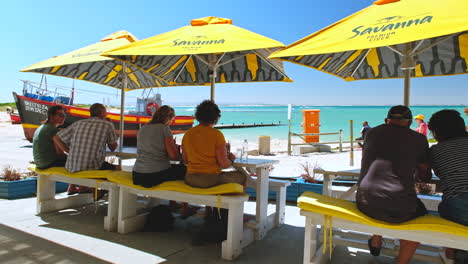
[439,248,455,264]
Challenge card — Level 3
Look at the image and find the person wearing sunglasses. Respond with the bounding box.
[32,105,67,169]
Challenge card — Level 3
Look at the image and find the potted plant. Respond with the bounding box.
[0,166,68,199]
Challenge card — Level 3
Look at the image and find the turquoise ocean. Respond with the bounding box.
[131,105,468,143]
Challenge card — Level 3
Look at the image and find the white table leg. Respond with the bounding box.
[118,187,145,234]
[275,185,286,226]
[222,202,244,260]
[322,173,335,197]
[255,167,269,240]
[36,174,56,214]
[104,185,119,232]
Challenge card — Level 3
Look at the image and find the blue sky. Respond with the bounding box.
[1,0,467,106]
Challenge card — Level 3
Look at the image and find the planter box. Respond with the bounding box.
[246,178,323,202]
[0,178,68,199]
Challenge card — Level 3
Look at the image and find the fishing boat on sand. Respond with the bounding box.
[13,80,195,145]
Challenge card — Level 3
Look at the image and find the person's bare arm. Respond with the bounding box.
[182,144,188,164]
[108,142,118,152]
[216,143,233,169]
[53,135,69,154]
[164,136,179,160]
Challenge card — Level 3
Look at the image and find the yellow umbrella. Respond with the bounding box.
[270,0,468,106]
[22,31,184,156]
[104,16,292,101]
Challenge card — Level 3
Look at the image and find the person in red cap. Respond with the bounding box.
[414,114,428,137]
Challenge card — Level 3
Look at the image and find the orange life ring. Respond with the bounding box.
[146,102,159,115]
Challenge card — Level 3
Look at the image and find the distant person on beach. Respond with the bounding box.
[428,110,468,263]
[182,100,246,188]
[54,103,119,172]
[33,105,67,169]
[357,105,431,264]
[414,114,428,136]
[356,121,371,147]
[464,107,468,130]
[133,105,186,187]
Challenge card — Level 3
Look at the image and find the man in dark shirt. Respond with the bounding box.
[356,105,431,263]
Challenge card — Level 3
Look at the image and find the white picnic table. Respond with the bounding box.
[233,158,279,240]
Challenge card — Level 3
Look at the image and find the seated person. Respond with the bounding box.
[428,110,468,263]
[133,105,186,188]
[54,103,119,172]
[182,100,246,188]
[357,105,431,264]
[33,105,67,169]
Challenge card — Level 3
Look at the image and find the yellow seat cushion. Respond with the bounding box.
[298,191,468,237]
[30,166,111,179]
[107,171,245,195]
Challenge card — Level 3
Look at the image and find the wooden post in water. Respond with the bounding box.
[350,120,354,166]
[339,129,343,152]
[287,104,292,156]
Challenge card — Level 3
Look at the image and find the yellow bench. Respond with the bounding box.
[31,166,119,232]
[298,191,468,264]
[106,171,249,261]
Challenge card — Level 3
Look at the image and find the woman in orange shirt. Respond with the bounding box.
[182,100,246,188]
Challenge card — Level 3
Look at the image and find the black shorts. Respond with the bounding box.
[37,157,67,170]
[99,161,117,170]
[133,164,186,188]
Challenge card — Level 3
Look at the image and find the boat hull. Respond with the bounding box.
[13,92,194,145]
[9,113,21,124]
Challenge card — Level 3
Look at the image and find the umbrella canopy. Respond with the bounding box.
[104,16,292,101]
[270,0,468,106]
[22,31,175,90]
[21,31,181,157]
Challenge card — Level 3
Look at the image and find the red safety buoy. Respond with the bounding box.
[146,102,159,115]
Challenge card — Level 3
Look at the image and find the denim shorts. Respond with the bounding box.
[438,193,468,226]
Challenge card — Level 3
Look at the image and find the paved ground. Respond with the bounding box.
[0,121,436,264]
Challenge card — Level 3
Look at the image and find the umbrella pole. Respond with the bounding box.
[403,69,411,106]
[118,63,128,165]
[209,54,217,102]
[210,72,215,102]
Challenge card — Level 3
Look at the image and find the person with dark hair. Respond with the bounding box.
[357,105,431,264]
[132,105,186,187]
[182,100,246,188]
[33,105,67,169]
[54,103,118,172]
[428,110,468,263]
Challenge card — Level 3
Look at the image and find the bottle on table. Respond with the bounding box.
[242,139,249,161]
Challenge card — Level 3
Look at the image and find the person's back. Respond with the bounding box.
[430,136,468,200]
[428,110,468,263]
[33,123,59,169]
[358,124,429,222]
[183,125,225,175]
[56,104,117,173]
[133,123,172,174]
[182,100,245,188]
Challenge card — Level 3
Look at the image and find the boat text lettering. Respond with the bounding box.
[24,101,48,115]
